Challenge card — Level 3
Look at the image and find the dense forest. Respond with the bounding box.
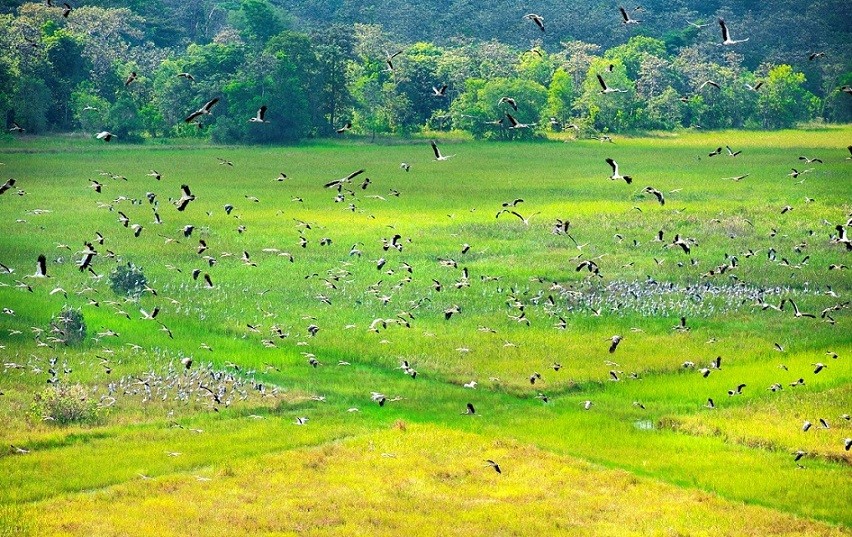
[1,0,850,141]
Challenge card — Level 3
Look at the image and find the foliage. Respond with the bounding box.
[0,1,846,138]
[31,384,102,425]
[52,307,86,346]
[109,262,148,298]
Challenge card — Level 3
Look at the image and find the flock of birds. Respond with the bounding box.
[2,5,851,480]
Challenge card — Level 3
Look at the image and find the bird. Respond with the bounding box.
[324,169,365,189]
[61,2,71,17]
[619,6,641,25]
[335,122,352,134]
[484,460,501,473]
[780,299,816,319]
[718,18,748,45]
[687,19,710,29]
[608,335,622,353]
[32,254,48,278]
[384,49,403,71]
[793,450,806,462]
[705,398,716,409]
[432,84,447,97]
[96,131,115,142]
[597,74,628,94]
[124,71,137,86]
[498,96,518,111]
[725,145,741,157]
[808,52,825,61]
[798,156,822,164]
[8,121,24,133]
[464,402,476,415]
[294,417,309,425]
[174,184,195,211]
[708,147,722,157]
[802,420,812,432]
[671,234,691,254]
[505,113,534,129]
[845,438,852,451]
[642,187,665,205]
[523,13,545,32]
[744,82,763,92]
[431,140,455,161]
[177,72,195,81]
[496,209,539,226]
[697,80,720,92]
[0,178,15,195]
[185,98,220,123]
[811,362,826,374]
[248,105,268,123]
[605,158,632,184]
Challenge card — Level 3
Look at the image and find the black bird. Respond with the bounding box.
[608,335,622,353]
[464,402,476,415]
[0,178,16,195]
[485,460,501,473]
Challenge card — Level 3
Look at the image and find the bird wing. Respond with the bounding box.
[258,105,267,120]
[605,158,617,174]
[202,98,220,112]
[431,141,441,159]
[718,18,729,41]
[597,74,608,90]
[181,184,192,197]
[619,7,629,21]
[505,113,519,127]
[343,169,365,181]
[185,110,202,123]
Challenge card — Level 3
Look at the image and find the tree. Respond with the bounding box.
[235,0,285,43]
[757,65,820,129]
[544,67,575,127]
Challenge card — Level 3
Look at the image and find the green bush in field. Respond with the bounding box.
[109,262,147,298]
[31,384,102,425]
[53,307,86,346]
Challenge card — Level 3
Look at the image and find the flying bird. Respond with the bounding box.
[605,158,633,183]
[174,184,196,211]
[96,131,115,142]
[718,18,749,45]
[523,13,545,32]
[642,186,665,205]
[248,105,268,123]
[185,98,220,123]
[431,140,455,161]
[597,74,628,94]
[619,6,641,25]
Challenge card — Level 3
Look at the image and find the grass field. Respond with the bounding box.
[0,128,850,535]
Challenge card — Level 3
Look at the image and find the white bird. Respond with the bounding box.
[619,6,640,25]
[431,140,455,161]
[718,18,749,45]
[523,13,545,32]
[185,98,220,123]
[597,74,628,94]
[605,158,633,184]
[505,113,534,129]
[95,131,115,142]
[248,105,268,123]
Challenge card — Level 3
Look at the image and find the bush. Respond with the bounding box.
[53,307,86,346]
[31,384,102,425]
[110,262,147,298]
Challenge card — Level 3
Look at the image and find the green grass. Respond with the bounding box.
[0,128,850,535]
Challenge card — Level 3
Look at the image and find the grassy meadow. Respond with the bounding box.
[0,128,850,535]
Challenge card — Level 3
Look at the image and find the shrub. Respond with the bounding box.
[31,384,102,425]
[110,262,147,298]
[53,307,86,346]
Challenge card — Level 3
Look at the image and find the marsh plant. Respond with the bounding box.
[53,307,86,346]
[31,384,102,425]
[109,262,148,299]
